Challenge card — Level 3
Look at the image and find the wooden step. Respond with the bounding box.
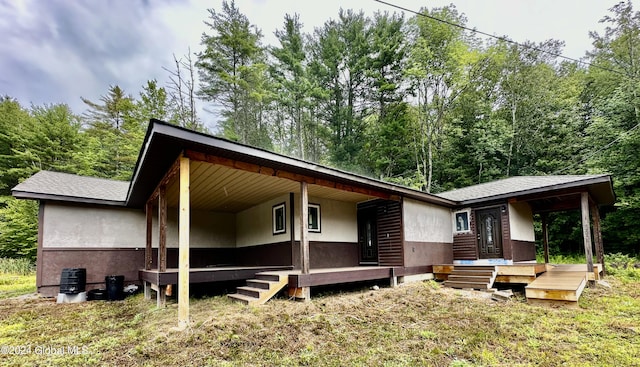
[227,293,256,305]
[444,280,492,290]
[237,286,263,298]
[247,279,271,290]
[255,272,283,282]
[454,265,497,271]
[451,270,495,277]
[228,271,290,306]
[447,275,493,283]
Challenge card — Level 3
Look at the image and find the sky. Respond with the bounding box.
[0,0,625,127]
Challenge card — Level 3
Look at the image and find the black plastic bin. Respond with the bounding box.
[105,275,125,301]
[60,268,86,294]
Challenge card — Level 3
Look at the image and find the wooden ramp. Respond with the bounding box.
[525,269,587,305]
[228,272,289,306]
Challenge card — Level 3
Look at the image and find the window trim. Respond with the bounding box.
[272,202,286,235]
[453,209,471,234]
[308,203,321,233]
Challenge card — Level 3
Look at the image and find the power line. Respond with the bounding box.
[553,121,640,174]
[373,0,634,79]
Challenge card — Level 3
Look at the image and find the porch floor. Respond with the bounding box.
[139,265,294,286]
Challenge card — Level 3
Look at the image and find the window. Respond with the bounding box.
[273,203,286,235]
[308,203,321,232]
[453,209,470,233]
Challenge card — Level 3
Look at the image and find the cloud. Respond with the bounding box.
[0,0,200,112]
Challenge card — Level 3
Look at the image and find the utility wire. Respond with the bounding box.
[374,0,634,79]
[375,0,640,174]
[553,121,640,174]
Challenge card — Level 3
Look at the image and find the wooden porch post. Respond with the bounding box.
[541,213,550,264]
[144,201,153,300]
[299,181,311,300]
[157,185,167,308]
[580,192,594,278]
[178,156,190,329]
[591,202,606,277]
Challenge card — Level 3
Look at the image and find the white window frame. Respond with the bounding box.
[308,203,321,233]
[453,209,471,234]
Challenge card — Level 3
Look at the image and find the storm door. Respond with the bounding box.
[476,208,503,259]
[358,207,378,265]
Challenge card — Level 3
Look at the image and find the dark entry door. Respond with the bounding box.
[476,208,503,259]
[358,208,378,264]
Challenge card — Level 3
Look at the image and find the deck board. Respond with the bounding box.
[525,271,587,302]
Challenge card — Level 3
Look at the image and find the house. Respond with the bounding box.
[12,119,615,326]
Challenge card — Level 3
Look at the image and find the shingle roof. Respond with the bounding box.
[436,174,613,204]
[12,171,129,205]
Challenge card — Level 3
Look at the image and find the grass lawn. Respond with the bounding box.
[0,273,639,367]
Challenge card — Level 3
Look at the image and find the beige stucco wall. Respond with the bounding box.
[292,195,358,243]
[403,198,453,243]
[235,194,358,247]
[42,203,236,249]
[508,202,535,242]
[235,194,291,247]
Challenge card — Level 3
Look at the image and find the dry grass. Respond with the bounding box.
[1,277,639,367]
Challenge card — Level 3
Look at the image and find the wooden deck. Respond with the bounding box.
[435,262,603,306]
[433,263,547,284]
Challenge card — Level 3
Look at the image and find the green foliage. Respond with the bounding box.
[0,257,35,275]
[605,253,640,280]
[196,0,271,148]
[0,197,38,260]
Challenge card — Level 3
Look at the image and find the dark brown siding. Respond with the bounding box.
[453,210,477,260]
[292,241,359,269]
[38,248,146,297]
[512,240,536,261]
[377,200,404,266]
[501,206,512,260]
[236,242,292,267]
[404,241,453,266]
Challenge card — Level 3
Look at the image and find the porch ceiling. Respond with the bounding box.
[164,160,376,212]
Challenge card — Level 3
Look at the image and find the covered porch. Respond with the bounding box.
[130,121,452,328]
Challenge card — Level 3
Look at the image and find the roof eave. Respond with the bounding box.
[453,175,615,206]
[127,120,457,208]
[12,191,127,207]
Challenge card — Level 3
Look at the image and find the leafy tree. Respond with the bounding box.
[585,0,640,254]
[406,6,473,192]
[80,85,139,180]
[309,9,371,168]
[270,13,311,159]
[0,98,33,195]
[196,0,271,148]
[0,197,37,260]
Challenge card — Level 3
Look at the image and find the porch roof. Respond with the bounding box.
[436,175,615,207]
[125,119,456,209]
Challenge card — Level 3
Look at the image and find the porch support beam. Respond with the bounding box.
[580,192,594,279]
[177,155,190,329]
[146,158,181,205]
[144,201,153,300]
[299,181,311,300]
[184,149,391,200]
[157,184,167,308]
[541,213,550,264]
[591,202,606,276]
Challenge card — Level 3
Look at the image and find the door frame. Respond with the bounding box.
[475,207,504,259]
[357,206,379,265]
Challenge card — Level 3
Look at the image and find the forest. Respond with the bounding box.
[1,1,639,260]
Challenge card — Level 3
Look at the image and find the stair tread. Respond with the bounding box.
[228,293,258,302]
[237,286,265,292]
